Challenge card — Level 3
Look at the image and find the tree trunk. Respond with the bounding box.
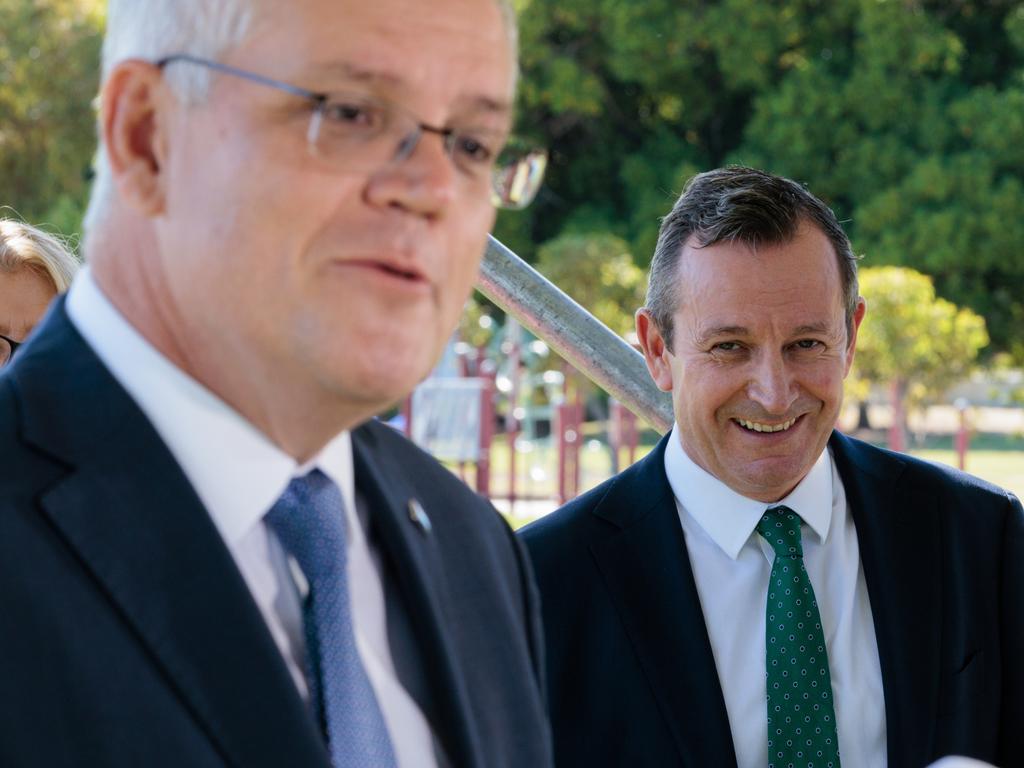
[888,379,907,452]
[856,400,872,430]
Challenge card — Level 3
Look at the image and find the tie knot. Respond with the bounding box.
[756,505,804,559]
[265,469,348,589]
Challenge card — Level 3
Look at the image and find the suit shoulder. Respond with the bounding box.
[518,470,623,555]
[0,376,58,503]
[352,417,516,554]
[355,418,488,504]
[520,439,672,549]
[836,432,1021,515]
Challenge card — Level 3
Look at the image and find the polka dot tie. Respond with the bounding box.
[756,506,841,768]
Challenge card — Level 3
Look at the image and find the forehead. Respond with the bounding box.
[676,223,845,330]
[238,0,515,113]
[0,266,55,333]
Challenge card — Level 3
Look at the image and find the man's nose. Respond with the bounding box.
[747,352,798,415]
[365,128,457,217]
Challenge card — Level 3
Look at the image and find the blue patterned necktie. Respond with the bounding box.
[266,470,398,768]
[756,506,841,768]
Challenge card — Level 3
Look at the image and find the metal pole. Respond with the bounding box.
[476,236,674,435]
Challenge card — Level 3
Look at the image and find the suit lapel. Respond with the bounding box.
[588,436,738,768]
[14,302,331,768]
[351,424,482,768]
[830,432,941,766]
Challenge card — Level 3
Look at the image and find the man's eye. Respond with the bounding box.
[794,339,822,350]
[322,100,382,130]
[713,342,742,352]
[452,133,497,165]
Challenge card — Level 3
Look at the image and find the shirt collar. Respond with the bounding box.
[65,267,355,545]
[663,424,833,560]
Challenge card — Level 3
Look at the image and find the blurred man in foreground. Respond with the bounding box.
[0,1,551,766]
[522,166,1023,768]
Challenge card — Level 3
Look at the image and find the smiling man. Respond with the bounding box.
[521,167,1024,768]
[0,1,551,767]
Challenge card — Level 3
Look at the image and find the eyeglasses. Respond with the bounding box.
[157,54,547,210]
[0,334,22,368]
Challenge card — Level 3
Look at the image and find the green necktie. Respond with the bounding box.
[756,506,841,768]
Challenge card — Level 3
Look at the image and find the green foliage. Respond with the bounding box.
[852,266,989,406]
[511,0,1024,362]
[9,0,1024,367]
[534,232,645,337]
[458,295,498,349]
[0,0,103,236]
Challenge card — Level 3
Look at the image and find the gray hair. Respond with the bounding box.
[83,0,518,236]
[0,218,80,293]
[645,166,860,351]
[82,0,256,235]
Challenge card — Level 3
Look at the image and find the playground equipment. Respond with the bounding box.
[476,236,673,433]
[406,233,657,509]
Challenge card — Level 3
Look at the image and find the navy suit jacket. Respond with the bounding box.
[0,300,552,768]
[520,431,1024,768]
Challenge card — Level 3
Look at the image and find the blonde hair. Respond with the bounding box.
[0,219,80,293]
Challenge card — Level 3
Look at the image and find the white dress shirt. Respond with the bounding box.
[664,425,887,767]
[66,268,439,768]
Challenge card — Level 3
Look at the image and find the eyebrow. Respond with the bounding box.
[308,61,513,115]
[694,326,749,346]
[695,322,836,346]
[792,322,835,336]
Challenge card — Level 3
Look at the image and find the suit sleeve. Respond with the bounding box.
[999,492,1024,765]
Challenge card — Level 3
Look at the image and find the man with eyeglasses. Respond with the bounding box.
[0,1,551,767]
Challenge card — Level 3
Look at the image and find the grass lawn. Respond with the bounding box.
[909,449,1024,499]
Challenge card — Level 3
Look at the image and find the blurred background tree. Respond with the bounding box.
[0,0,104,239]
[497,0,1024,365]
[534,233,645,336]
[3,0,1024,368]
[848,266,988,438]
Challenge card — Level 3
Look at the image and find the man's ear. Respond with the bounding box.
[843,296,867,377]
[636,308,675,393]
[100,60,171,216]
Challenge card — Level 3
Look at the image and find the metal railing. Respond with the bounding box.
[476,235,674,434]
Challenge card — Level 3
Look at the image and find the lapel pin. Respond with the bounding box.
[408,498,432,534]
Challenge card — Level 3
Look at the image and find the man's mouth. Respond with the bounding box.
[734,416,799,433]
[376,262,424,281]
[338,257,429,286]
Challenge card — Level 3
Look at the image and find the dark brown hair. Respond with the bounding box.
[645,166,859,350]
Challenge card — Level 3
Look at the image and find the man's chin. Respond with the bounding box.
[723,458,811,502]
[334,359,434,412]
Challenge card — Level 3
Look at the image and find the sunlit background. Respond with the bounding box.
[4,0,1023,516]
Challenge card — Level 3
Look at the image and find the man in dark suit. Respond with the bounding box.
[521,167,1024,768]
[0,1,551,766]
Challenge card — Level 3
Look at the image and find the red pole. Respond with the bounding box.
[505,324,521,513]
[888,380,905,452]
[508,422,518,511]
[626,406,637,466]
[570,385,583,498]
[609,399,622,474]
[556,403,568,505]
